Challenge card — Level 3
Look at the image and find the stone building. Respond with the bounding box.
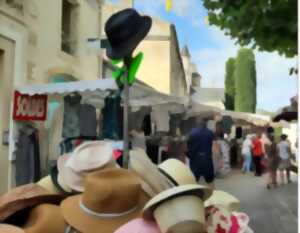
[0,0,103,193]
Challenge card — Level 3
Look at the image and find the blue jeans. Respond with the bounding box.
[242,152,252,172]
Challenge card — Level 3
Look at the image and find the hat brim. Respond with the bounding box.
[61,192,145,233]
[0,224,25,233]
[143,184,208,220]
[50,165,73,195]
[106,16,152,60]
[0,192,65,221]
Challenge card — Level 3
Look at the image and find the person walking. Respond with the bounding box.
[241,135,253,173]
[277,134,292,184]
[265,135,280,189]
[187,119,215,188]
[252,133,264,176]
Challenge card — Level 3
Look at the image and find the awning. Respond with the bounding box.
[16,78,118,96]
[15,78,187,107]
[187,101,271,126]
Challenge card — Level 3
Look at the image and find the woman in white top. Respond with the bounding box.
[277,134,292,184]
[241,135,253,173]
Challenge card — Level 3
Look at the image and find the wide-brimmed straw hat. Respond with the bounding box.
[129,149,174,197]
[158,159,212,200]
[158,159,197,185]
[36,175,60,194]
[22,204,67,233]
[60,141,117,192]
[114,218,161,233]
[0,184,65,222]
[61,168,145,233]
[66,141,115,172]
[0,224,24,233]
[143,185,212,233]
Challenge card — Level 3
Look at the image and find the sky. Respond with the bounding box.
[107,0,298,112]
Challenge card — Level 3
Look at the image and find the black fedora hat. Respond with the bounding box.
[105,8,152,60]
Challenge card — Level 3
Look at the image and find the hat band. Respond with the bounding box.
[79,199,138,218]
[158,168,179,186]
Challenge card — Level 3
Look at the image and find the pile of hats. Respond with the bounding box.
[0,141,252,233]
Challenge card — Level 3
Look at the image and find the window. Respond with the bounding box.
[61,0,78,55]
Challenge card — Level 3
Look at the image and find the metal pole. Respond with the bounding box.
[122,56,132,169]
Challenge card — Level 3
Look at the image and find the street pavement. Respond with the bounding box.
[215,170,298,233]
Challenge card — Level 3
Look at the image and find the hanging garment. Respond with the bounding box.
[222,116,233,134]
[151,105,170,133]
[207,120,216,132]
[142,114,152,136]
[79,104,97,137]
[236,127,243,139]
[102,93,122,140]
[48,105,64,163]
[62,94,82,139]
[129,106,151,131]
[15,126,41,185]
[169,114,183,136]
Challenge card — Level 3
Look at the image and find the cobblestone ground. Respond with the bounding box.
[215,170,298,233]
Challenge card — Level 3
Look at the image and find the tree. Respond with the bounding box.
[203,0,297,58]
[234,48,257,113]
[224,57,235,110]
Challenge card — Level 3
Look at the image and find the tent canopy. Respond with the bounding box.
[187,101,271,126]
[16,78,187,107]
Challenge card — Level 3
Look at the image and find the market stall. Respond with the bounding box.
[8,78,187,189]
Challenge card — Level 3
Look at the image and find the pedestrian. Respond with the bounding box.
[277,134,292,184]
[252,133,264,176]
[187,119,215,189]
[241,135,253,173]
[265,135,280,189]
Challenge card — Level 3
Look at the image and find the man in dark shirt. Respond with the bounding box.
[187,119,215,188]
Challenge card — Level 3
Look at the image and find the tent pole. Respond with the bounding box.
[123,56,132,169]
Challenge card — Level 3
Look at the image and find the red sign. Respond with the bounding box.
[13,91,47,121]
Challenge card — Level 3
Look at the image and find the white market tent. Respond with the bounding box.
[16,78,187,107]
[187,101,271,127]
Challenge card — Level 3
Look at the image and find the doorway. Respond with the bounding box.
[0,36,15,194]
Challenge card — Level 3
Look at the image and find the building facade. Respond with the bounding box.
[101,0,187,97]
[0,0,103,193]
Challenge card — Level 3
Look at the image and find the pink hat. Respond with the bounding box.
[114,218,161,233]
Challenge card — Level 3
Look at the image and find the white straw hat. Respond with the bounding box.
[158,159,197,185]
[129,149,174,197]
[143,184,211,233]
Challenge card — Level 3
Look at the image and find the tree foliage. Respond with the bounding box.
[224,57,235,110]
[234,48,257,113]
[203,0,297,58]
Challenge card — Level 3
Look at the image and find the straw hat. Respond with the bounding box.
[60,142,117,192]
[61,168,145,233]
[66,141,114,172]
[204,190,240,212]
[0,224,24,233]
[0,184,64,222]
[158,159,197,185]
[158,159,212,201]
[22,204,67,233]
[143,185,211,233]
[114,218,161,233]
[129,149,174,197]
[36,175,60,194]
[50,163,73,195]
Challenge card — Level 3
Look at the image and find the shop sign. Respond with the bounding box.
[13,91,47,121]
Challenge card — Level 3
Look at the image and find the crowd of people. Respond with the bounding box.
[241,132,295,189]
